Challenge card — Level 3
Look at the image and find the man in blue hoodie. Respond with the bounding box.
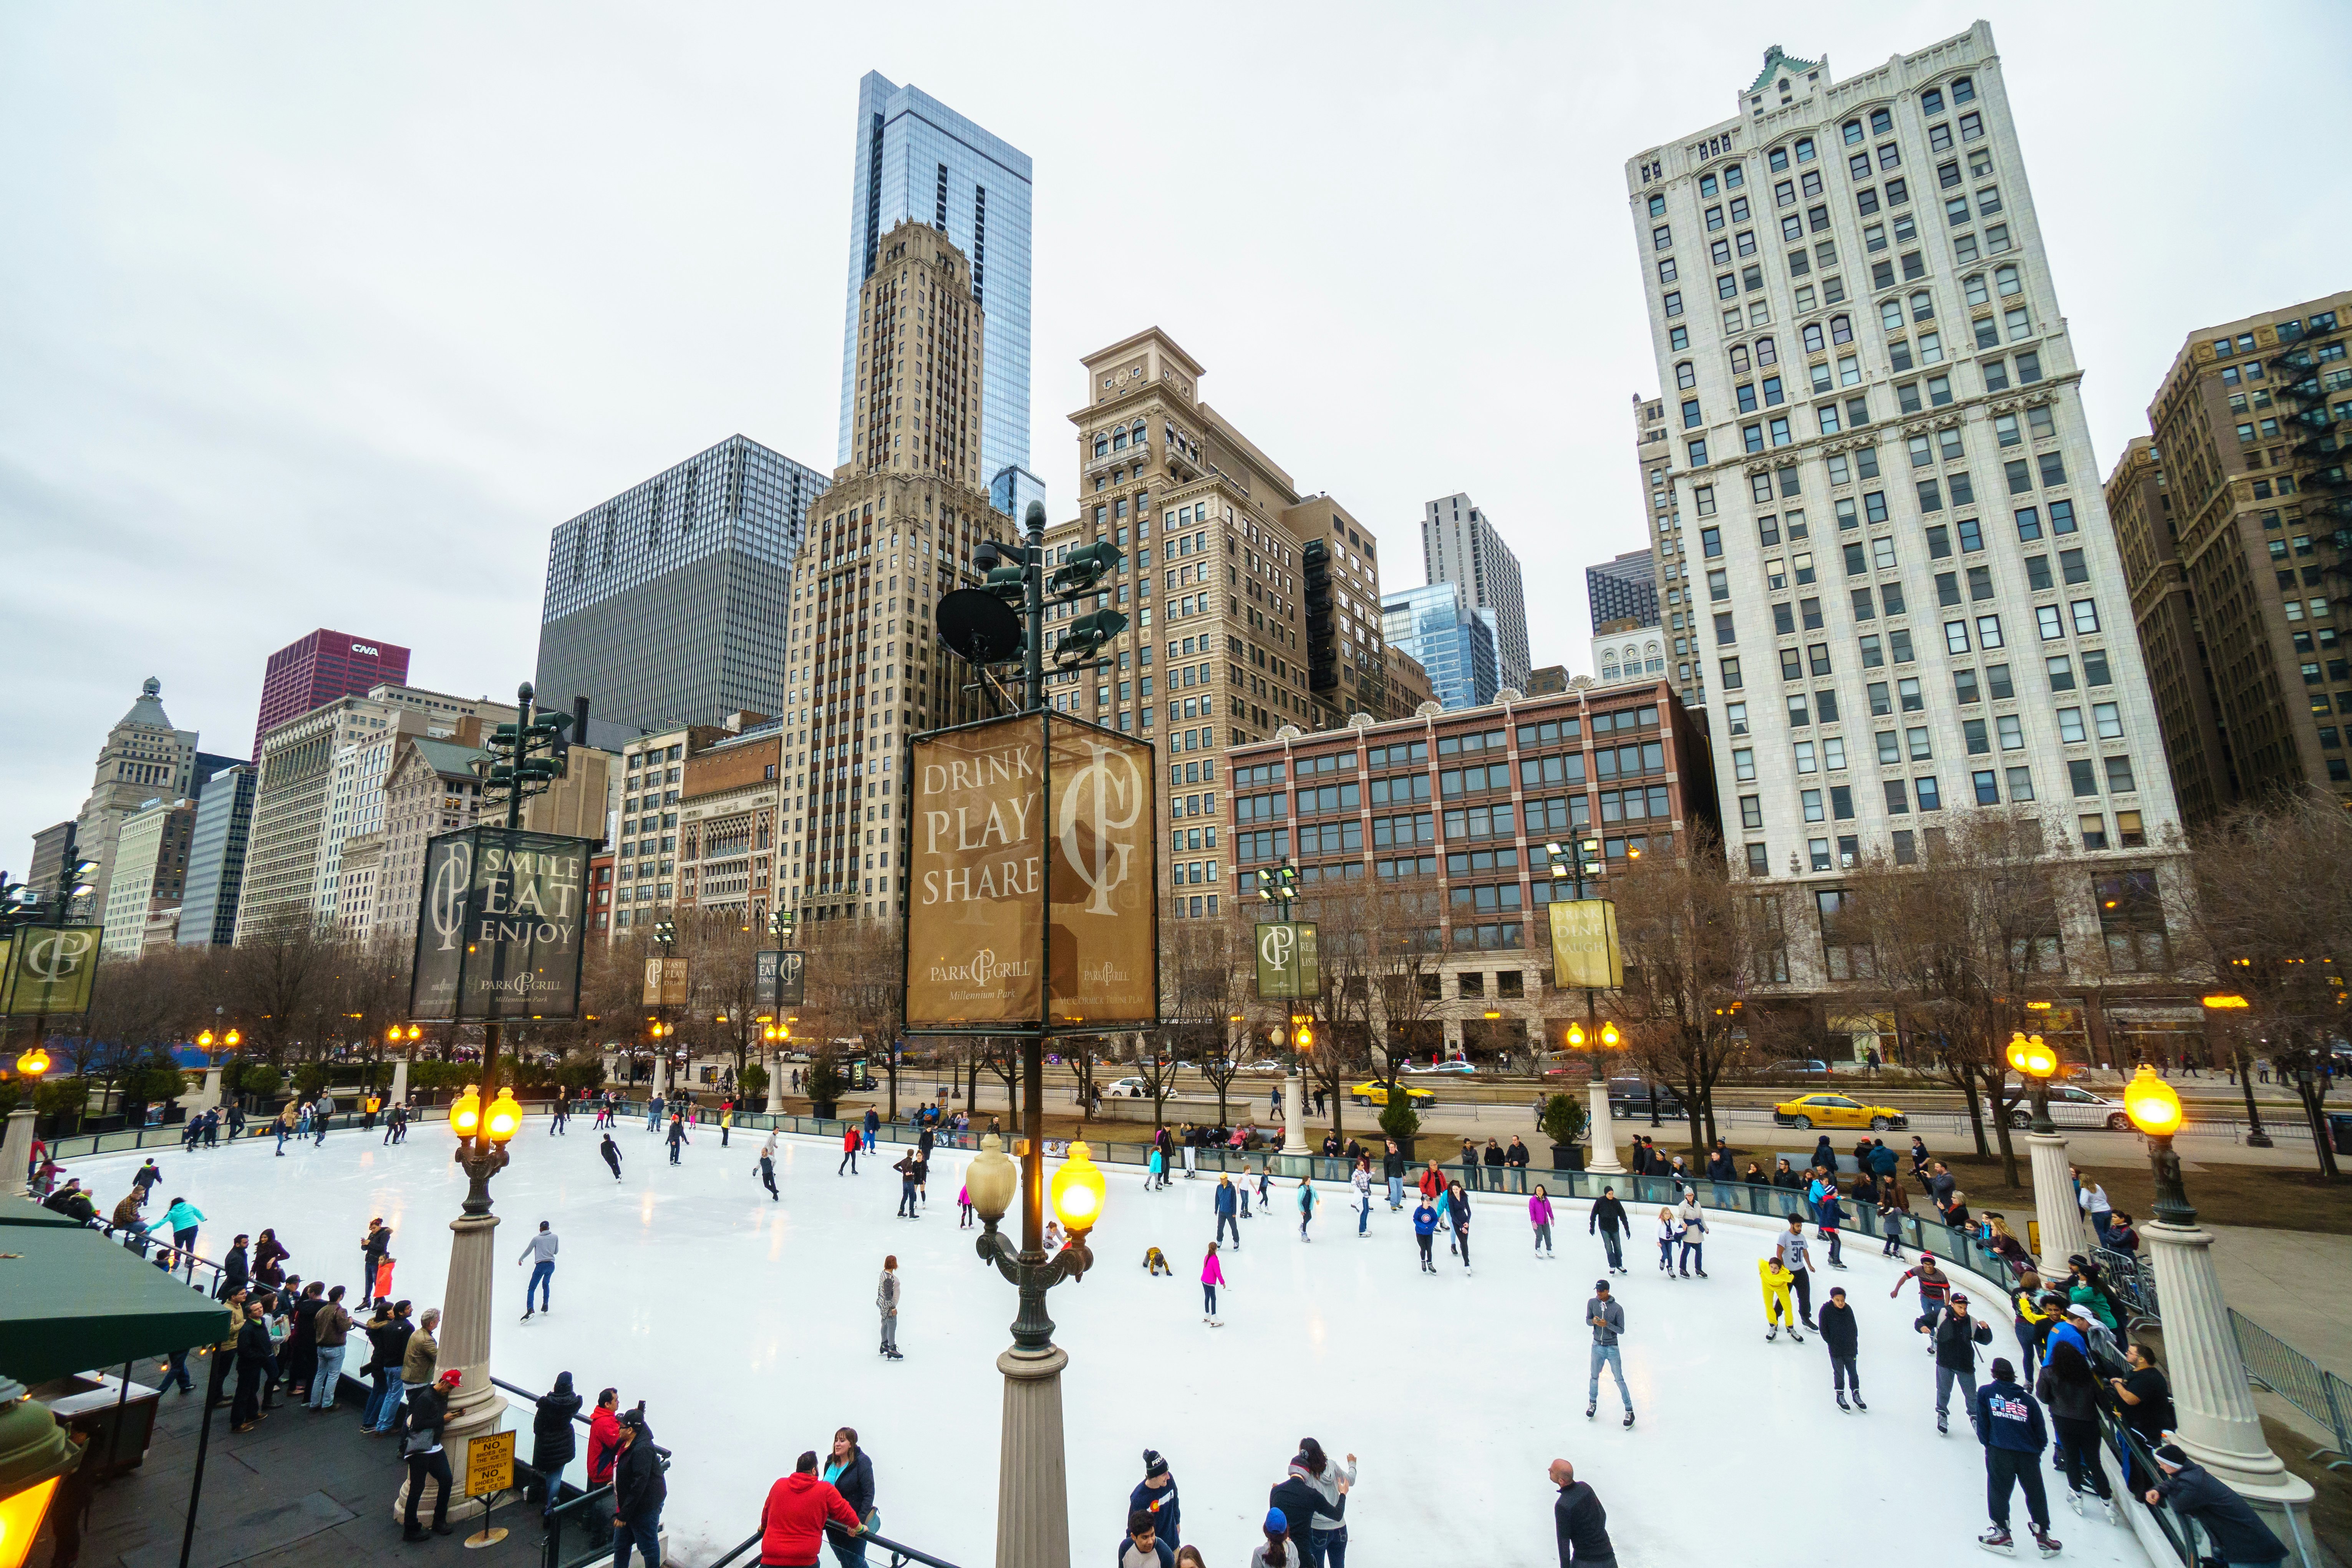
[1213,1177,1240,1248]
[1972,1357,2060,1557]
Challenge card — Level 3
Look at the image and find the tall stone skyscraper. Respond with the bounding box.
[1420,493,1530,692]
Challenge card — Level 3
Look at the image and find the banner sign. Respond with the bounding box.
[1253,921,1319,1001]
[408,828,592,1021]
[1,926,102,1016]
[905,712,1157,1027]
[754,949,806,1008]
[641,956,691,1008]
[1548,899,1624,991]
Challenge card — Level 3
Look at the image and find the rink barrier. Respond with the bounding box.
[2229,1309,2352,1472]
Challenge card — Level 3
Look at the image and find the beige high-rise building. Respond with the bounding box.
[373,735,491,949]
[98,796,195,960]
[1384,646,1437,716]
[2107,292,2352,822]
[1042,328,1385,923]
[71,678,201,922]
[336,831,385,943]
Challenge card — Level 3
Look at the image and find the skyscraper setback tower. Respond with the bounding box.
[838,72,1033,495]
[1420,494,1530,692]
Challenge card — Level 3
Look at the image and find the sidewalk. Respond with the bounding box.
[2206,1223,2352,1448]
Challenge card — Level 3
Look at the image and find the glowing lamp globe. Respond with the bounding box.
[13,1050,48,1080]
[2123,1065,2183,1138]
[965,1134,1018,1226]
[225,1030,242,1048]
[449,1086,482,1139]
[1050,1142,1107,1236]
[1566,1023,1587,1049]
[1599,1022,1622,1049]
[2006,1032,2057,1080]
[197,1031,214,1050]
[483,1087,522,1144]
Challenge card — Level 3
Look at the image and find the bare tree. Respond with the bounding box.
[2185,791,2350,1178]
[224,913,341,1062]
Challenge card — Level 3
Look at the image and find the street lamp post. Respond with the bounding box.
[2199,991,2272,1148]
[2006,1030,2083,1267]
[2122,1066,2317,1556]
[1565,1016,1623,1175]
[965,1133,1102,1568]
[2,1049,50,1200]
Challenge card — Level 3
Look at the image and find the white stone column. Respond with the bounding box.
[185,1065,223,1114]
[2,1107,36,1198]
[1283,1072,1303,1154]
[994,1344,1072,1568]
[2024,1130,2081,1273]
[765,1053,783,1114]
[2141,1218,2315,1550]
[1585,1080,1624,1175]
[389,1053,409,1109]
[393,1208,510,1523]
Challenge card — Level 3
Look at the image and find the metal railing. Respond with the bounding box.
[707,1525,957,1568]
[2094,1245,2160,1329]
[2231,1308,2352,1472]
[486,1375,673,1568]
[33,1102,454,1162]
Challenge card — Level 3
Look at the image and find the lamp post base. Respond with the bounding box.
[2024,1130,2083,1272]
[393,1208,509,1524]
[1282,1072,1304,1159]
[994,1343,1071,1568]
[1584,1080,1623,1175]
[390,1055,409,1109]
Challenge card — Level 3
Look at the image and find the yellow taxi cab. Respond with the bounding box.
[1771,1092,1908,1131]
[1351,1080,1437,1108]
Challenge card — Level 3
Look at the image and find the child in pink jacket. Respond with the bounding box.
[1528,1186,1556,1257]
[1200,1242,1226,1326]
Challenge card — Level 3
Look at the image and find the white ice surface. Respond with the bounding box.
[76,1122,2155,1567]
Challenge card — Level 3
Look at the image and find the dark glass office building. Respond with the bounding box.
[1585,548,1660,634]
[178,761,257,947]
[534,435,828,734]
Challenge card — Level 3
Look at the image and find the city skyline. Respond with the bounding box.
[4,3,2348,870]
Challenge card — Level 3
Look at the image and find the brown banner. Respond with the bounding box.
[906,717,1046,1024]
[1046,714,1156,1023]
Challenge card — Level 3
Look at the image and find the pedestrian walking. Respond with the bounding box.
[1296,1176,1316,1240]
[611,1408,666,1568]
[1928,1292,1994,1436]
[1974,1358,2061,1556]
[1200,1242,1225,1326]
[1820,1285,1866,1411]
[2141,1444,2287,1567]
[1583,1280,1633,1427]
[308,1285,351,1409]
[1132,1450,1181,1550]
[1549,1459,1614,1568]
[518,1220,559,1318]
[876,1256,901,1360]
[1530,1185,1556,1258]
[601,1132,625,1180]
[1215,1175,1240,1248]
[1589,1186,1629,1274]
[1411,1194,1438,1273]
[400,1369,462,1541]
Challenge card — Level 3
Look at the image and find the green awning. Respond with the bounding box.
[0,1217,233,1383]
[0,1195,86,1228]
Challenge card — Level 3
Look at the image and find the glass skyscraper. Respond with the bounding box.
[1383,582,1499,711]
[838,72,1033,494]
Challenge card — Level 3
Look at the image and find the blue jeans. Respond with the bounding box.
[527,1260,555,1312]
[308,1344,346,1407]
[1387,1175,1404,1207]
[613,1510,661,1568]
[1588,1343,1629,1410]
[828,1529,870,1568]
[1358,1195,1371,1234]
[366,1369,399,1429]
[1309,1524,1348,1568]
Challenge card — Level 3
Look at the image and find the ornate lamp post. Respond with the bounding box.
[2,1049,50,1199]
[965,1132,1102,1568]
[2199,991,2272,1147]
[1566,1019,1623,1175]
[2006,1030,2082,1267]
[2122,1066,2316,1553]
[387,1023,420,1107]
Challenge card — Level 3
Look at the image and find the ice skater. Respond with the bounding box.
[517,1221,558,1319]
[958,1180,974,1229]
[1928,1291,1993,1436]
[1200,1241,1225,1326]
[1147,1144,1165,1190]
[1296,1176,1316,1240]
[1759,1255,1802,1342]
[1654,1207,1680,1275]
[1891,1251,1954,1340]
[600,1134,623,1181]
[665,1114,689,1165]
[1974,1357,2061,1557]
[1213,1175,1240,1248]
[895,1152,920,1218]
[1584,1280,1633,1427]
[876,1256,901,1360]
[1254,1162,1273,1214]
[1820,1285,1866,1411]
[1447,1179,1472,1271]
[1676,1193,1707,1277]
[1815,1180,1846,1270]
[1589,1185,1629,1274]
[757,1136,779,1201]
[839,1124,860,1175]
[1776,1215,1818,1329]
[1529,1185,1555,1257]
[1352,1159,1372,1238]
[1412,1193,1438,1273]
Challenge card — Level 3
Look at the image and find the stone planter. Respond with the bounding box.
[1549,1142,1586,1172]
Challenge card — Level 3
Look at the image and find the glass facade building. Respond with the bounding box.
[839,72,1033,491]
[1586,547,1661,634]
[535,435,827,734]
[1383,582,1499,711]
[179,761,256,947]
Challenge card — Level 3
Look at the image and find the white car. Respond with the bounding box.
[1105,1077,1149,1098]
[2005,1082,2133,1132]
[1243,1061,1285,1075]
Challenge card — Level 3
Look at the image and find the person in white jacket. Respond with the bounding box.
[517,1222,559,1319]
[1351,1158,1373,1238]
[877,1256,902,1361]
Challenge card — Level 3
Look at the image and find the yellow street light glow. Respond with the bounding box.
[2006,1032,2057,1080]
[483,1087,521,1144]
[1599,1022,1622,1048]
[1483,1010,1502,1019]
[1294,1024,1313,1051]
[14,1049,49,1079]
[1566,1023,1587,1048]
[2024,999,2053,1011]
[197,1031,214,1049]
[0,1476,65,1568]
[2123,1065,2183,1138]
[226,1030,242,1048]
[449,1086,482,1139]
[2200,994,2250,1011]
[1049,1141,1107,1235]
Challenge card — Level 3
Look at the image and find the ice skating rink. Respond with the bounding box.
[77,1122,2156,1566]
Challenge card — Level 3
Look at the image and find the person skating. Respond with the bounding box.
[1820,1285,1866,1411]
[2034,1341,2114,1523]
[759,1135,779,1201]
[1412,1194,1438,1274]
[518,1220,559,1318]
[1775,1214,1818,1329]
[1530,1185,1556,1258]
[1588,1186,1629,1274]
[361,1218,392,1305]
[601,1133,624,1181]
[163,1195,206,1257]
[1296,1176,1316,1241]
[1200,1241,1226,1326]
[1214,1175,1240,1248]
[1974,1357,2061,1556]
[399,1368,463,1541]
[1298,1438,1354,1565]
[1892,1250,1954,1339]
[822,1427,877,1568]
[1930,1292,1994,1435]
[957,1180,974,1229]
[1255,1161,1273,1215]
[666,1112,689,1165]
[1654,1207,1680,1275]
[1814,1180,1848,1269]
[1550,1458,1614,1568]
[1352,1156,1373,1237]
[131,1158,162,1200]
[1268,1449,1345,1562]
[875,1256,901,1360]
[1447,1179,1473,1271]
[1584,1280,1633,1427]
[1131,1451,1182,1553]
[1675,1193,1707,1277]
[1382,1139,1407,1209]
[1759,1255,1802,1342]
[2141,1443,2287,1567]
[838,1123,859,1176]
[894,1152,920,1218]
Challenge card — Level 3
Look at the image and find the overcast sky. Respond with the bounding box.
[5,2,2347,873]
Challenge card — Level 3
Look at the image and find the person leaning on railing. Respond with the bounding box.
[758,1449,865,1568]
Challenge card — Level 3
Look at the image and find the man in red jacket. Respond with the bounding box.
[759,1451,864,1568]
[583,1388,623,1548]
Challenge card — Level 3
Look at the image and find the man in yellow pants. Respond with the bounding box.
[1759,1255,1803,1343]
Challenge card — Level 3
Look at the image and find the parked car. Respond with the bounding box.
[1606,1077,1687,1120]
[2004,1082,2132,1131]
[1105,1077,1149,1098]
[1243,1060,1285,1075]
[1772,1092,1908,1131]
[1351,1079,1437,1108]
[1429,1059,1477,1076]
[1767,1058,1830,1076]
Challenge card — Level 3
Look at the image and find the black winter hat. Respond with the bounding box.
[1143,1449,1168,1478]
